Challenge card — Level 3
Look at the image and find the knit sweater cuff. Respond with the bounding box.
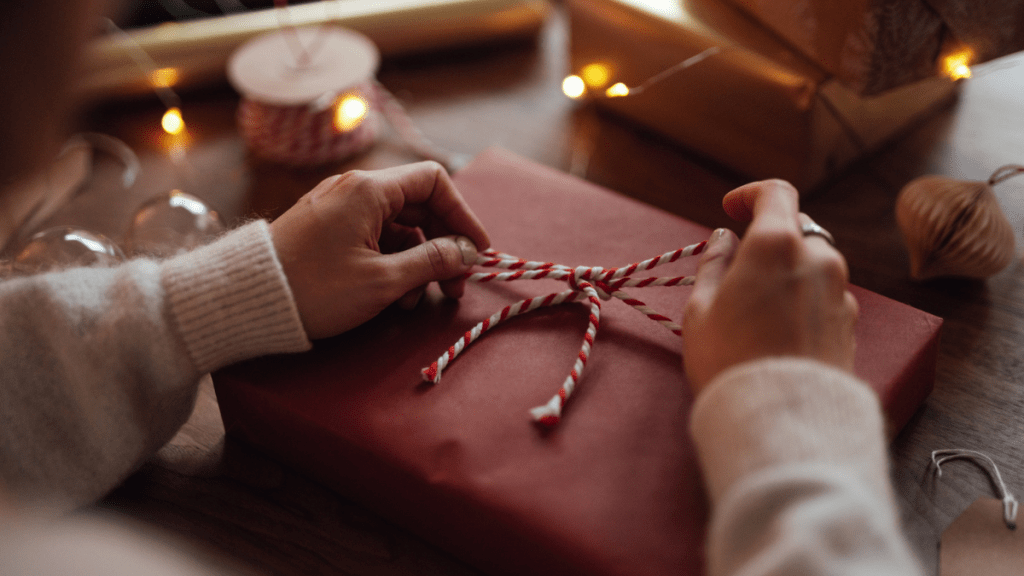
[161,221,311,374]
[689,358,891,506]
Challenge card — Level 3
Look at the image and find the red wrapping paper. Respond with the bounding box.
[214,148,941,576]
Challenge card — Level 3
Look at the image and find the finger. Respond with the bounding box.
[383,235,479,296]
[797,213,837,250]
[845,290,859,328]
[376,161,491,250]
[389,223,424,254]
[379,222,425,254]
[397,285,426,310]
[841,290,859,371]
[438,275,467,299]
[797,213,850,285]
[722,179,801,234]
[687,228,739,307]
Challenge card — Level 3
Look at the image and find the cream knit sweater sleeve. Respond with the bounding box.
[0,221,310,510]
[690,358,923,576]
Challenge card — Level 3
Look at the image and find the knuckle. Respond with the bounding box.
[682,294,711,326]
[846,291,859,318]
[339,170,373,193]
[762,179,800,199]
[817,251,850,284]
[419,160,445,175]
[422,240,459,279]
[748,228,803,263]
[318,174,340,188]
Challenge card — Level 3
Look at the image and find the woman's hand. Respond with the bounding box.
[270,161,491,340]
[681,180,858,394]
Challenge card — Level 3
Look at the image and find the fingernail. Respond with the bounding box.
[456,236,478,265]
[708,228,727,246]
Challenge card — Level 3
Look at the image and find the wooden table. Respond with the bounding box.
[69,4,1024,575]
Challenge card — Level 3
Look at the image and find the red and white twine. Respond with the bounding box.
[421,240,708,426]
[238,81,380,166]
[238,80,465,170]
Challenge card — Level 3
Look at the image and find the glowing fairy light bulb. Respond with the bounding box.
[334,95,368,132]
[150,67,180,89]
[580,63,611,88]
[944,50,973,80]
[605,82,630,98]
[161,107,185,135]
[562,75,587,99]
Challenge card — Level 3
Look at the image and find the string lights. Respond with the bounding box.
[943,48,974,81]
[562,47,721,100]
[333,94,370,132]
[566,42,972,100]
[161,107,186,135]
[105,19,188,139]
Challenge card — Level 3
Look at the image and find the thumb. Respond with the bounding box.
[688,228,739,306]
[385,235,479,295]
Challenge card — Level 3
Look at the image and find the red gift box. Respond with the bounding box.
[214,148,941,576]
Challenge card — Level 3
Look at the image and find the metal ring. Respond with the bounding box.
[801,222,836,248]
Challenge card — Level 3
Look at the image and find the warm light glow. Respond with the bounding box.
[150,67,180,88]
[161,107,184,135]
[580,63,611,88]
[334,95,368,132]
[605,82,630,98]
[562,75,587,99]
[944,50,973,80]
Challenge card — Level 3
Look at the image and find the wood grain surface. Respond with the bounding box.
[64,5,1024,575]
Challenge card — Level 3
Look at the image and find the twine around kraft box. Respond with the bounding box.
[724,0,1024,95]
[214,148,942,576]
[565,0,960,190]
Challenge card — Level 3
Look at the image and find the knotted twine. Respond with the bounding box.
[421,240,708,426]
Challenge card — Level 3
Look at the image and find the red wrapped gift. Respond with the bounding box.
[214,148,941,576]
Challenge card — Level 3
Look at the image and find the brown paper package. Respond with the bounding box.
[214,148,942,576]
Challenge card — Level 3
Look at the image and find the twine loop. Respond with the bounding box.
[420,240,709,427]
[932,448,1019,530]
[988,164,1024,187]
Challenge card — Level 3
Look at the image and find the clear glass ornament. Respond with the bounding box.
[13,227,125,275]
[124,190,224,258]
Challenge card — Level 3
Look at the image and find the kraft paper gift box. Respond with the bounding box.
[214,148,942,576]
[724,0,1024,95]
[565,0,959,190]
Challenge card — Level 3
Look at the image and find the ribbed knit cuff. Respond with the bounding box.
[690,358,891,506]
[161,221,311,374]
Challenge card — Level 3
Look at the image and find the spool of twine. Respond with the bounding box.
[227,26,383,167]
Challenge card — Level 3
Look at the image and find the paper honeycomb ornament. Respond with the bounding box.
[896,166,1021,280]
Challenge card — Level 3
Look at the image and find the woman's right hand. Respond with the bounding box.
[681,180,858,394]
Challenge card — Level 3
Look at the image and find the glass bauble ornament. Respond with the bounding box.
[124,190,224,258]
[14,227,125,274]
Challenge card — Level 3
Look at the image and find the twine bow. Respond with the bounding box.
[420,240,708,426]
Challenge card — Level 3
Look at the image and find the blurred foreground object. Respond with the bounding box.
[723,0,1024,95]
[13,227,125,275]
[896,167,1021,280]
[566,0,960,190]
[124,190,224,257]
[81,0,551,99]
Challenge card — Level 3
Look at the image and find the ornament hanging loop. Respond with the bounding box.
[932,448,1019,530]
[988,164,1024,186]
